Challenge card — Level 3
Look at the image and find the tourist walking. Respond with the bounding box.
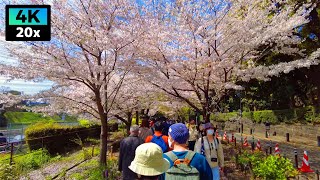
[145,121,169,153]
[118,125,144,180]
[139,116,153,141]
[163,123,213,180]
[187,119,198,151]
[195,123,224,180]
[129,143,170,180]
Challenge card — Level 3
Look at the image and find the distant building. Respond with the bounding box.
[21,98,49,106]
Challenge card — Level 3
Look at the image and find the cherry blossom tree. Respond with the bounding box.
[0,90,24,108]
[136,0,320,122]
[0,0,143,165]
[110,76,158,133]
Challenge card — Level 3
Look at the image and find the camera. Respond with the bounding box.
[211,158,217,162]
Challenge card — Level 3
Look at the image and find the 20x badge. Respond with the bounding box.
[5,5,51,41]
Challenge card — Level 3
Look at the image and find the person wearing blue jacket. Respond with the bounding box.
[162,123,213,180]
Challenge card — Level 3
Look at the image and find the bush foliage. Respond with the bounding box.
[0,163,18,180]
[210,106,320,124]
[237,151,298,179]
[14,149,51,172]
[253,156,298,179]
[25,122,100,154]
[0,149,51,179]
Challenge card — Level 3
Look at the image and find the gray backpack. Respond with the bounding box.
[165,151,200,180]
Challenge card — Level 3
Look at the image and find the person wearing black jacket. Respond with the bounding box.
[118,125,144,180]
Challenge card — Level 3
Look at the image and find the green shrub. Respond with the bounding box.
[237,151,298,179]
[0,153,11,163]
[110,131,126,141]
[304,106,320,123]
[14,149,51,172]
[87,165,106,180]
[253,110,278,124]
[242,111,253,120]
[238,151,264,167]
[25,122,100,154]
[294,107,308,120]
[118,123,126,131]
[78,119,96,127]
[273,109,296,123]
[211,112,238,122]
[0,149,51,178]
[253,156,298,179]
[107,120,119,132]
[191,106,320,124]
[0,164,18,180]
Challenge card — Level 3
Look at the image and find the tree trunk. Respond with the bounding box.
[202,110,210,123]
[127,112,133,135]
[135,111,139,125]
[95,92,108,166]
[100,118,108,165]
[316,90,320,114]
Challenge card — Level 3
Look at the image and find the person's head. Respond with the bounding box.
[154,121,164,132]
[141,119,150,128]
[130,125,140,135]
[204,123,215,137]
[149,118,155,127]
[129,143,170,179]
[168,123,189,148]
[157,116,167,123]
[142,115,149,121]
[167,119,175,125]
[189,120,195,125]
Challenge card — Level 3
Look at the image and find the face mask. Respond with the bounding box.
[168,138,173,148]
[207,129,214,135]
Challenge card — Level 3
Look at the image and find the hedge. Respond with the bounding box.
[211,112,238,122]
[25,123,100,154]
[213,106,320,124]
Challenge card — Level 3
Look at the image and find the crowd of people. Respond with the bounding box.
[118,116,224,180]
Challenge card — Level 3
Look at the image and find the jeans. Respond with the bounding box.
[212,166,220,180]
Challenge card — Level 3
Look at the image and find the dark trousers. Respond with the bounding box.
[188,141,196,151]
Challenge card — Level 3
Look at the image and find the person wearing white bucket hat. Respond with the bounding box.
[129,143,170,180]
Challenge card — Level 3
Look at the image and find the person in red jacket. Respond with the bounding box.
[145,121,169,152]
